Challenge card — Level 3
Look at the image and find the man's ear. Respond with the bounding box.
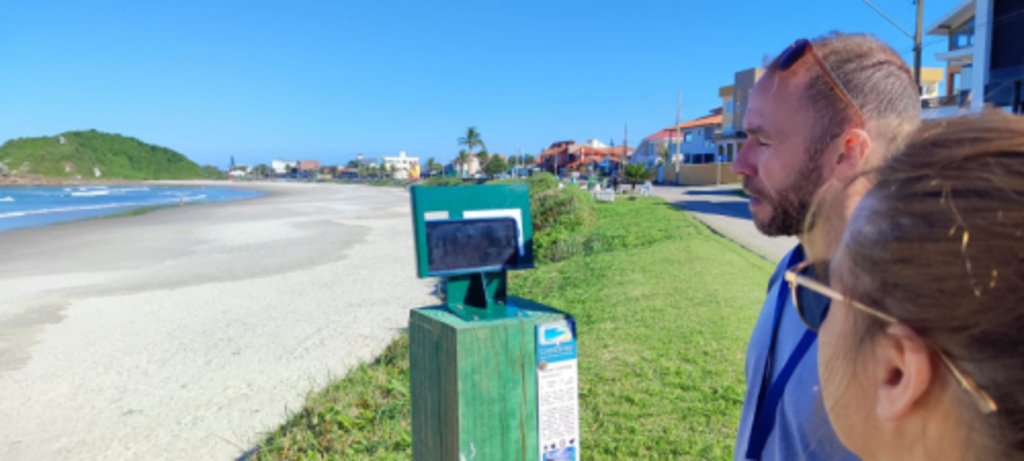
[833,129,871,184]
[876,323,934,421]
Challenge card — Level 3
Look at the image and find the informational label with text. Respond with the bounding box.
[536,319,580,461]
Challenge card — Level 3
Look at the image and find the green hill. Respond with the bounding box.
[0,130,223,180]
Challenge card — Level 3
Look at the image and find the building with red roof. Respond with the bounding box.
[632,112,722,168]
[537,139,633,175]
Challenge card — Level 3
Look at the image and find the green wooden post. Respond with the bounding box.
[410,297,571,461]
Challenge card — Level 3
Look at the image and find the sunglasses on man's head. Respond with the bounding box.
[784,260,999,415]
[776,39,865,128]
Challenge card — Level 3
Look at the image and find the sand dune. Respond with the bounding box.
[0,181,436,460]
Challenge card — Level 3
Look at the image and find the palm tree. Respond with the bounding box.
[252,164,270,178]
[426,157,438,177]
[457,127,485,159]
[455,149,471,177]
[476,149,490,173]
[657,144,670,165]
[622,163,657,191]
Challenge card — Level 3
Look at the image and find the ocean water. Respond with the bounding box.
[0,185,265,233]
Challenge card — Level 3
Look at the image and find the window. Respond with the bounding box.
[718,145,725,159]
[724,100,735,114]
[727,143,735,162]
[684,132,694,143]
[951,18,975,50]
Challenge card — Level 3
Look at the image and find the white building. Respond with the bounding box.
[382,151,420,179]
[271,159,296,175]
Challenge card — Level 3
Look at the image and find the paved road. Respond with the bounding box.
[652,184,798,264]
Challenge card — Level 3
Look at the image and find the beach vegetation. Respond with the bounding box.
[0,130,213,180]
[622,162,657,190]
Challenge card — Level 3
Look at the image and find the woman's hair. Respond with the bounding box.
[838,111,1024,458]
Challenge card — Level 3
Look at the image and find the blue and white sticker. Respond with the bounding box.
[536,319,580,461]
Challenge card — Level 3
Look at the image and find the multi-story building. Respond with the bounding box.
[271,159,296,176]
[382,151,420,179]
[632,113,722,168]
[716,67,765,164]
[926,0,1024,117]
[537,139,632,176]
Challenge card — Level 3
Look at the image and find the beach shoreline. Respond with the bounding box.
[0,182,436,460]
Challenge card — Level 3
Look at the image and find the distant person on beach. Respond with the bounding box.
[796,112,1024,461]
[730,33,921,460]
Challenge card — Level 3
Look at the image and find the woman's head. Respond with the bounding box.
[817,111,1024,460]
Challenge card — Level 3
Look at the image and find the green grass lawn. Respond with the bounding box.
[254,196,774,460]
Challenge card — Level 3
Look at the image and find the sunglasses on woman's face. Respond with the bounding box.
[776,39,865,129]
[784,260,999,414]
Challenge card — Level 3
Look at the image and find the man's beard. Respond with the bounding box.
[746,160,826,237]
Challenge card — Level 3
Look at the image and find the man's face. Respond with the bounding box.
[732,73,830,237]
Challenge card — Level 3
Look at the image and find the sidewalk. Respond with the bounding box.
[651,184,798,264]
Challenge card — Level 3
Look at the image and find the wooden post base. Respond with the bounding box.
[410,296,570,461]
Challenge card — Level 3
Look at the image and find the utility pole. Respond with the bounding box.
[915,0,924,92]
[621,123,628,186]
[862,0,924,93]
[675,90,682,186]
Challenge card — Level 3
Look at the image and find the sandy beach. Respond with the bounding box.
[0,181,436,460]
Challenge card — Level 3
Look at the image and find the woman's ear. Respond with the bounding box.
[875,323,934,421]
[833,129,872,184]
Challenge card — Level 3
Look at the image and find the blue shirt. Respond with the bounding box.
[733,246,858,461]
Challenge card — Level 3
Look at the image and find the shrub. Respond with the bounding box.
[421,176,468,187]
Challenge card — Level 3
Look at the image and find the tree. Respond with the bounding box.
[484,156,508,176]
[457,127,485,158]
[657,144,670,165]
[426,157,439,176]
[346,159,359,169]
[455,149,471,177]
[622,163,657,191]
[252,164,270,178]
[524,154,536,165]
[476,150,490,170]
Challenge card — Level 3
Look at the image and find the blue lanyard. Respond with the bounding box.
[745,248,817,460]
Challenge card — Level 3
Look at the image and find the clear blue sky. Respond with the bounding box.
[1,0,961,168]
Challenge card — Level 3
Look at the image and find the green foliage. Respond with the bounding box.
[510,233,772,459]
[254,335,413,460]
[369,178,415,188]
[457,126,485,157]
[421,176,467,187]
[622,163,657,189]
[201,165,226,179]
[483,156,508,176]
[532,185,596,262]
[0,130,212,180]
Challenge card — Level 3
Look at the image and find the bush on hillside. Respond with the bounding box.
[0,130,211,180]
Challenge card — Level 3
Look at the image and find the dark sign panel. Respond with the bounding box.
[426,218,520,275]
